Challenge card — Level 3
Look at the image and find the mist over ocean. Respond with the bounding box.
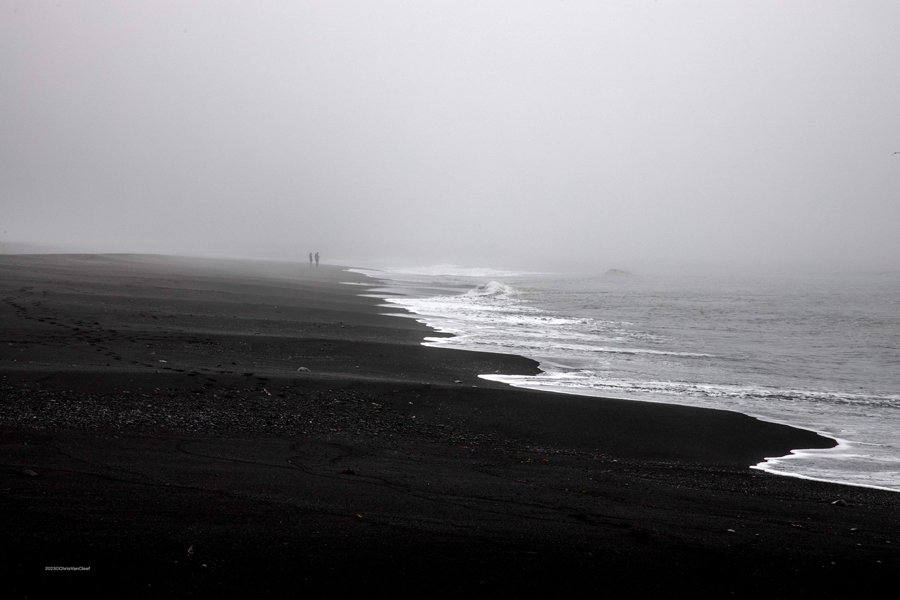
[350,265,900,492]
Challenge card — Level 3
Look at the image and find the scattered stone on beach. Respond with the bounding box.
[831,498,849,506]
[296,367,310,372]
[340,468,356,475]
[22,469,38,477]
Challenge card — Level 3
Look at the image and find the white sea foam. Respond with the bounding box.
[480,371,892,408]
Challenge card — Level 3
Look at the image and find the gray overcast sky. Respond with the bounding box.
[3,0,899,272]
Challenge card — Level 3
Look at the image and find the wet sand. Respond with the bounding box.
[1,253,897,598]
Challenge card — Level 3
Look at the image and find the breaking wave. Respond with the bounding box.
[465,280,517,298]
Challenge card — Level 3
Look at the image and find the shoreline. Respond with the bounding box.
[2,252,898,597]
[357,267,895,492]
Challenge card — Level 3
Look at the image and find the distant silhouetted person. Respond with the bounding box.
[315,252,319,267]
[308,252,313,267]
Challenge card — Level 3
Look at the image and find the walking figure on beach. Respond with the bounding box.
[315,252,320,268]
[308,252,313,268]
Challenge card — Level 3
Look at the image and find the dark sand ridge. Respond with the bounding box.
[1,253,897,598]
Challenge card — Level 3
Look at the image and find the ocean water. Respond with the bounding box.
[347,265,900,493]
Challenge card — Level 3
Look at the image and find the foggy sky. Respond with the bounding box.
[3,1,900,272]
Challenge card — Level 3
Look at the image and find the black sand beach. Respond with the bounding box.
[1,254,898,598]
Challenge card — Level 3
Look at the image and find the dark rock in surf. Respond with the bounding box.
[601,268,635,280]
